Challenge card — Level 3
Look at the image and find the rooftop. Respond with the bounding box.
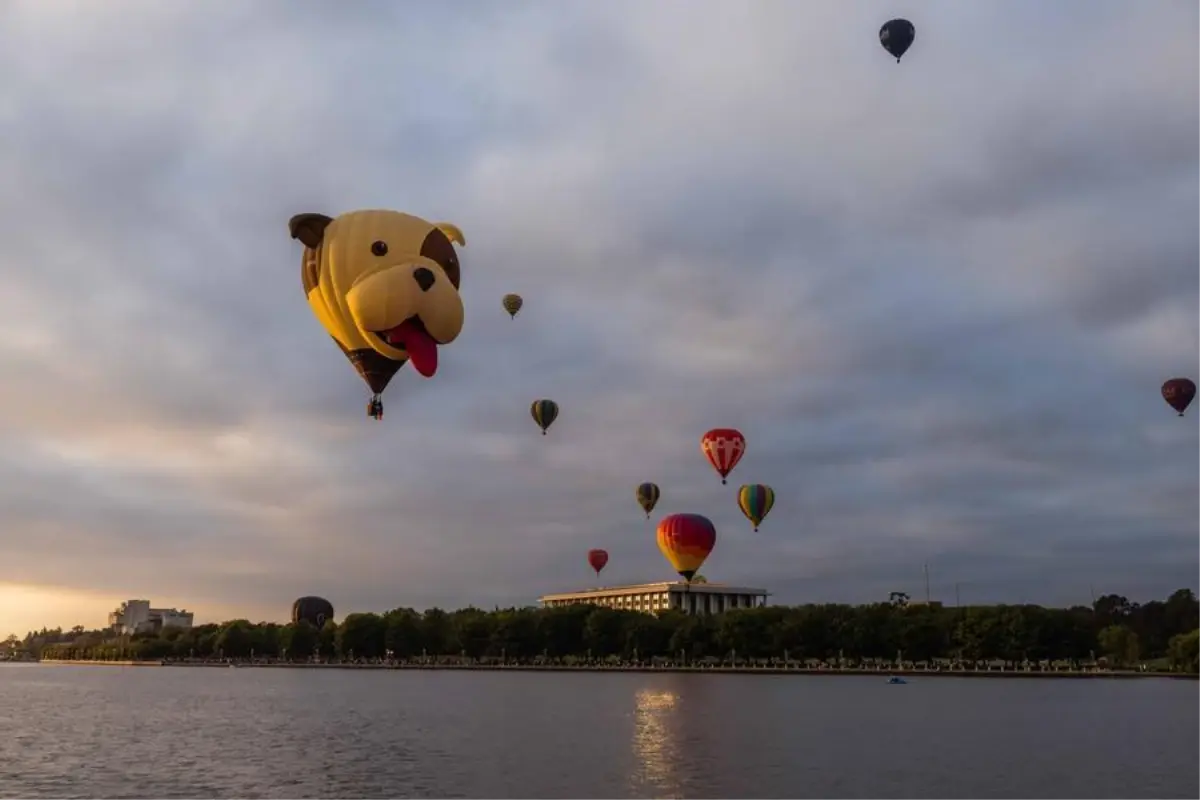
[540,580,770,601]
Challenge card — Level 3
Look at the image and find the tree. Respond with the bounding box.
[215,620,254,659]
[1097,624,1140,667]
[383,609,424,658]
[336,613,386,659]
[317,620,337,657]
[28,587,1200,669]
[1166,629,1198,673]
[279,621,318,660]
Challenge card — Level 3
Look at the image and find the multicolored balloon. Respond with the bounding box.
[701,428,746,484]
[879,18,915,62]
[656,513,717,582]
[737,484,776,532]
[587,548,609,577]
[1162,378,1196,417]
[531,399,559,435]
[502,293,523,319]
[635,482,661,518]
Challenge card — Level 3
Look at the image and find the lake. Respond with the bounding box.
[0,664,1195,799]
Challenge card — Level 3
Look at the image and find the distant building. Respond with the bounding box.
[108,600,194,635]
[539,581,769,616]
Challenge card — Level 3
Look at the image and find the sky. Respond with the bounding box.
[1,0,1197,635]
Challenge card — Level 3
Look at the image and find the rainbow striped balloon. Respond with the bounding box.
[737,484,775,532]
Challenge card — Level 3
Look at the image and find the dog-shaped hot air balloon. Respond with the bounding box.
[290,210,466,419]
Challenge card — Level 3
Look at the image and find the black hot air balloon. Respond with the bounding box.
[292,596,335,629]
[879,19,916,62]
[1162,378,1196,417]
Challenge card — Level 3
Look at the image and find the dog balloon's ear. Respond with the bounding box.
[433,222,466,246]
[289,214,334,248]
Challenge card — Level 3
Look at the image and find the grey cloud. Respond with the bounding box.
[0,1,1196,629]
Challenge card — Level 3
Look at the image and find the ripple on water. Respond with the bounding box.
[0,665,1196,799]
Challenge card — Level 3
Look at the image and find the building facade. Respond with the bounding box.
[108,600,194,635]
[539,581,769,616]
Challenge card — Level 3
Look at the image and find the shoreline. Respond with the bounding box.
[37,660,1198,679]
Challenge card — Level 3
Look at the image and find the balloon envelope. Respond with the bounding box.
[636,482,661,518]
[289,210,467,406]
[502,293,523,318]
[291,596,334,629]
[531,399,559,434]
[879,18,916,61]
[587,548,609,575]
[701,428,746,484]
[1162,378,1196,416]
[657,513,717,581]
[737,484,776,531]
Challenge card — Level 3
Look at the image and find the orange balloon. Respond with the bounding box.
[656,513,716,582]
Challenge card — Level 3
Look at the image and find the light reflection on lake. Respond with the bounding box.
[631,688,682,797]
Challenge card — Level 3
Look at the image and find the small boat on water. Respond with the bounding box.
[887,675,907,684]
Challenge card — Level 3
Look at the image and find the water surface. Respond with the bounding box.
[1,664,1195,798]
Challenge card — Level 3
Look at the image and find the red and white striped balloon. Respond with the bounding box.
[700,428,746,485]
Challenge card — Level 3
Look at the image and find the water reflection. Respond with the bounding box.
[630,687,683,798]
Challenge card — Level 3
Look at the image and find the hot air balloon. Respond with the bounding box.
[289,210,467,420]
[1162,378,1196,417]
[657,513,717,582]
[737,484,776,532]
[502,293,523,319]
[587,548,609,578]
[701,428,746,484]
[291,596,335,629]
[636,482,661,518]
[531,399,559,435]
[879,18,915,62]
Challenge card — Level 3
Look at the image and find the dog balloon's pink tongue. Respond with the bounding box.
[386,321,438,377]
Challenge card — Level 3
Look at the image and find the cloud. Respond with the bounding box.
[0,0,1195,631]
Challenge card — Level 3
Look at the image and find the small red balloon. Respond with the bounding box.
[1162,378,1196,417]
[587,548,609,576]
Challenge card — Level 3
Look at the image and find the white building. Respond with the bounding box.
[108,600,194,635]
[539,581,769,616]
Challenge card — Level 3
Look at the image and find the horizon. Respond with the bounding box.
[9,580,1197,639]
[1,1,1197,637]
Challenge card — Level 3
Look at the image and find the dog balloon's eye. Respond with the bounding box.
[370,241,388,257]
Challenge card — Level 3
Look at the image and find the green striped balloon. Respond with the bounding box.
[530,399,559,435]
[635,482,661,518]
[737,484,775,532]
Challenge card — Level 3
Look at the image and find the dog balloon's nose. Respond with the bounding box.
[413,267,435,292]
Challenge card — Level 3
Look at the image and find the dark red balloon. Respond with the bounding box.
[587,548,609,576]
[1161,378,1196,417]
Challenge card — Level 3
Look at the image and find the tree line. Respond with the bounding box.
[32,589,1200,672]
